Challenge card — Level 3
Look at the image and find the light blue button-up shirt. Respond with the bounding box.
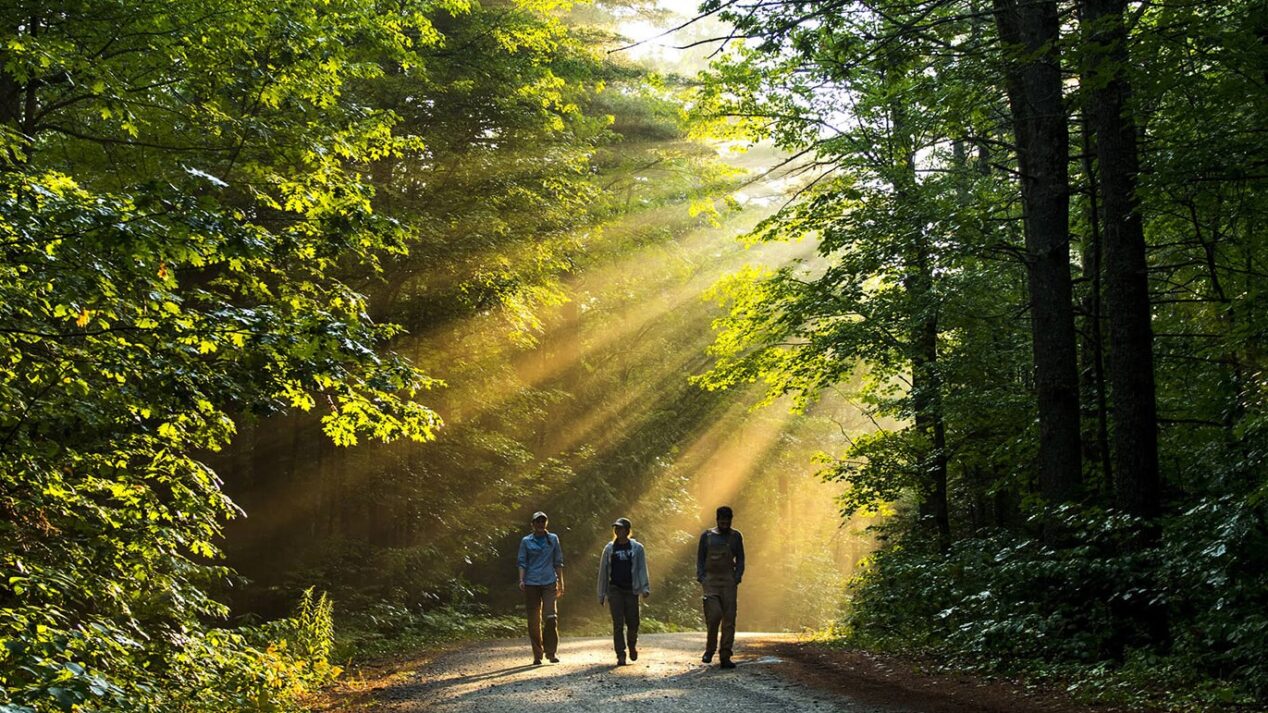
[518,532,563,585]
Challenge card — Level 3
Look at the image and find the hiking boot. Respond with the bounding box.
[702,653,713,664]
[629,647,638,661]
[616,656,627,666]
[532,658,542,666]
[720,658,736,669]
[548,655,559,663]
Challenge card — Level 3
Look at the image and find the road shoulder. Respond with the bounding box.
[750,638,1152,713]
[306,643,459,712]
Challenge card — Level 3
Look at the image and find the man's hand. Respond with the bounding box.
[599,596,605,606]
[557,584,566,598]
[519,581,526,591]
[641,592,650,601]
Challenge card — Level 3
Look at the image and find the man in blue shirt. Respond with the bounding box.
[518,511,565,664]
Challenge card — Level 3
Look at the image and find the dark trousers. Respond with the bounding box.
[703,585,737,659]
[524,584,558,659]
[608,587,640,656]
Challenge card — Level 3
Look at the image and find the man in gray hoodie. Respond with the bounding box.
[596,517,650,666]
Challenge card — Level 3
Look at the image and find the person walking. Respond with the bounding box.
[596,517,650,666]
[518,511,565,665]
[696,505,744,669]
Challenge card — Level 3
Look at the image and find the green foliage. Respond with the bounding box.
[843,499,1268,708]
[1160,497,1268,697]
[848,511,1145,663]
[0,589,339,713]
[692,0,1268,706]
[334,600,520,662]
[692,2,1036,537]
[163,589,340,713]
[0,0,474,708]
[208,0,780,646]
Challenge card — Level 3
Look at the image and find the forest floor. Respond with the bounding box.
[310,633,1150,712]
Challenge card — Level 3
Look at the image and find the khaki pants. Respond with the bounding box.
[607,587,640,656]
[524,584,559,659]
[702,584,737,659]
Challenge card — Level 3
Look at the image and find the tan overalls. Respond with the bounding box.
[701,530,739,659]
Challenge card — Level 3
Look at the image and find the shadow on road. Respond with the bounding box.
[384,661,616,703]
[429,663,540,686]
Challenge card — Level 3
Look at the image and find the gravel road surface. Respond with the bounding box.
[365,633,909,712]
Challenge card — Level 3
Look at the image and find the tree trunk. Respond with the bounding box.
[912,312,953,551]
[0,71,19,128]
[1081,0,1169,653]
[1081,0,1162,521]
[993,0,1084,516]
[887,64,952,552]
[1078,113,1114,500]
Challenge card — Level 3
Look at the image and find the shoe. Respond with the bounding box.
[548,655,560,663]
[629,647,638,661]
[533,658,542,666]
[616,657,627,666]
[720,658,736,669]
[702,653,713,664]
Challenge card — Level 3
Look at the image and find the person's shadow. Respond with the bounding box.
[370,654,540,700]
[435,663,540,686]
[411,661,612,691]
[424,663,618,707]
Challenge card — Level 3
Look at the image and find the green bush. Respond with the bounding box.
[841,500,1268,708]
[335,601,521,663]
[0,589,339,713]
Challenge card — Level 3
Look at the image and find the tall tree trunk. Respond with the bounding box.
[1081,0,1169,652]
[912,305,953,552]
[1078,113,1114,499]
[1081,0,1161,521]
[0,72,19,129]
[905,224,951,551]
[887,64,952,551]
[993,0,1084,517]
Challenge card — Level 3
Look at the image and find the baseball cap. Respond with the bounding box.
[531,511,548,521]
[612,517,631,528]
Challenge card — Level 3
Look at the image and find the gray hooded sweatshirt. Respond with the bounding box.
[596,538,651,601]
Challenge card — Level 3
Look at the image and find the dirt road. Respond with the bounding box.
[354,632,898,712]
[320,632,1120,713]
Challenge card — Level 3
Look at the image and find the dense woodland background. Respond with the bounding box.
[689,0,1267,707]
[1,0,1265,711]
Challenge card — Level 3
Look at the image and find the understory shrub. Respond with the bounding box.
[842,499,1268,708]
[0,589,338,713]
[334,601,521,662]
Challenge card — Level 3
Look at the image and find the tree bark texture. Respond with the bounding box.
[993,0,1084,509]
[1078,114,1114,498]
[1081,0,1162,521]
